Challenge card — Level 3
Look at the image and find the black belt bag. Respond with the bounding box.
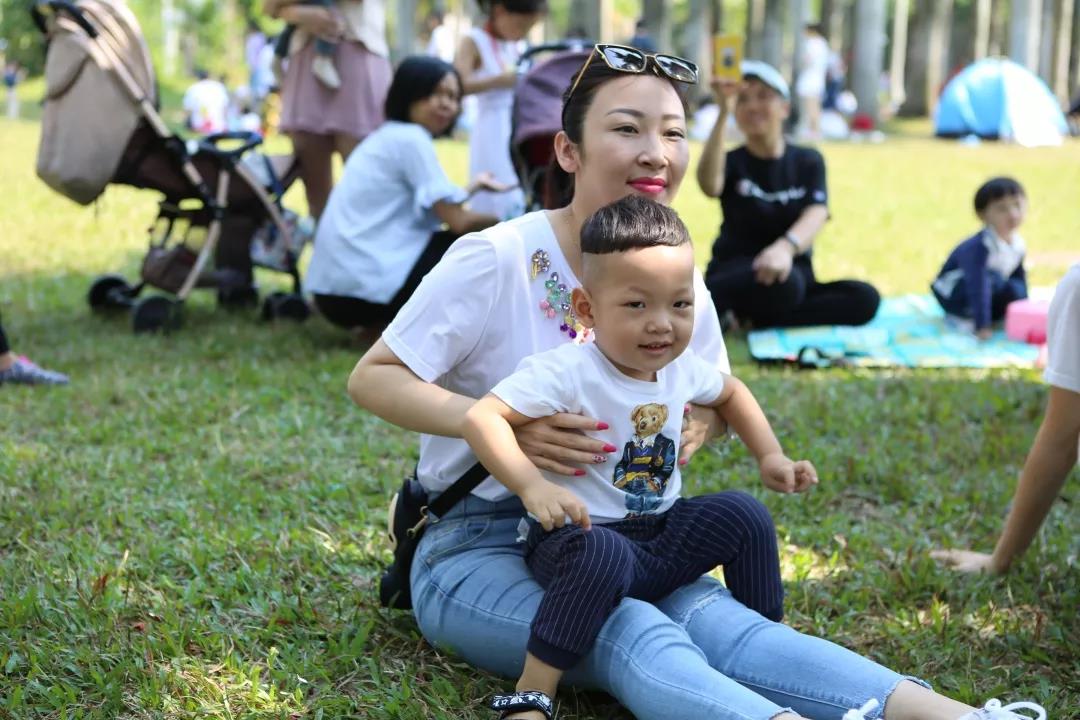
[379,462,488,609]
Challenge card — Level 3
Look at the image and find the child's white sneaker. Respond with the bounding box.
[958,699,1047,720]
[312,55,341,90]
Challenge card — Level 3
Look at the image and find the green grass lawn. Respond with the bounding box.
[1,115,1078,719]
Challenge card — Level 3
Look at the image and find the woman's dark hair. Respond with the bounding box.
[974,176,1025,213]
[384,56,463,138]
[481,0,547,13]
[546,54,692,207]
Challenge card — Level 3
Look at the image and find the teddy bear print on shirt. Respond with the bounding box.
[613,403,677,516]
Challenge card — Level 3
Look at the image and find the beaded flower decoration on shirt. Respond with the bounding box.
[530,249,590,343]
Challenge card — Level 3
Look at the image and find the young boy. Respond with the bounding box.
[462,195,818,720]
[932,177,1029,339]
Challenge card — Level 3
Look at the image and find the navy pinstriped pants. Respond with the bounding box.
[524,491,784,670]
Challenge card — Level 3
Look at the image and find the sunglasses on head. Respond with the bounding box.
[566,44,699,104]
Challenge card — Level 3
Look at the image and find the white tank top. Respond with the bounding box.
[466,26,526,218]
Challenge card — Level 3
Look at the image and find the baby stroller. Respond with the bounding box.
[511,42,592,211]
[31,0,309,333]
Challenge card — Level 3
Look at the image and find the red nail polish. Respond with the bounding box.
[596,422,610,430]
[603,443,617,453]
[679,458,688,466]
[574,469,586,476]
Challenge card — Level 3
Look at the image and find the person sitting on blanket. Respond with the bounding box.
[696,60,881,330]
[931,177,1028,340]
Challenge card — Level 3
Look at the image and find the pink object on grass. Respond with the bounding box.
[1005,298,1050,344]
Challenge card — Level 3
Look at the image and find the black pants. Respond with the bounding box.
[524,491,784,670]
[313,230,458,329]
[706,255,880,329]
[931,270,1026,324]
[0,312,9,355]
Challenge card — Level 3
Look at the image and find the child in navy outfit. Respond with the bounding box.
[931,177,1029,339]
[462,196,818,720]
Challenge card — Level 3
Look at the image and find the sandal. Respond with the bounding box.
[489,690,554,720]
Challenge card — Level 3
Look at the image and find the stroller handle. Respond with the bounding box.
[31,0,98,38]
[517,40,594,71]
[199,131,263,161]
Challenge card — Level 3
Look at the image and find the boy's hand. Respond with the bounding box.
[760,453,818,494]
[522,482,592,532]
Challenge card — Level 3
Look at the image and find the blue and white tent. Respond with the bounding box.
[934,58,1067,147]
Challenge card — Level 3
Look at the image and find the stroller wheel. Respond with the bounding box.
[132,296,182,334]
[88,275,135,311]
[262,292,311,322]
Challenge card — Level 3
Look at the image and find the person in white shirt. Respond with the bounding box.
[347,43,1044,720]
[934,263,1080,574]
[305,56,506,334]
[182,70,230,135]
[463,196,817,718]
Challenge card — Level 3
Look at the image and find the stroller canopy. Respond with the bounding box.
[512,50,592,148]
[933,58,1066,147]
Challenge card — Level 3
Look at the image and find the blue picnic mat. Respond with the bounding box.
[746,294,1042,368]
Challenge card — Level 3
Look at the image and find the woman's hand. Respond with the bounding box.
[709,78,740,116]
[679,404,725,466]
[514,413,614,476]
[930,549,999,574]
[752,240,795,286]
[467,171,519,196]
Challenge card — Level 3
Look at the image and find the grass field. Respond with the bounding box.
[1,114,1078,719]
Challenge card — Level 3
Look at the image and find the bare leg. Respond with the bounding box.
[0,351,14,371]
[288,130,335,221]
[884,680,976,720]
[503,653,562,720]
[333,131,361,162]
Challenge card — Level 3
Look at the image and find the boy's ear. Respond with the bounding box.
[571,287,595,328]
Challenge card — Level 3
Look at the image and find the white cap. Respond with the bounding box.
[741,60,790,100]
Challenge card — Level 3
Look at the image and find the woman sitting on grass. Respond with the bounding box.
[347,44,1045,720]
[304,56,509,337]
[697,60,880,330]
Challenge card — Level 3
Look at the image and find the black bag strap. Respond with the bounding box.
[427,461,489,518]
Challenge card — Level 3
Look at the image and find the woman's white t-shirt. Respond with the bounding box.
[491,342,726,523]
[1045,263,1080,394]
[305,121,467,304]
[382,210,731,502]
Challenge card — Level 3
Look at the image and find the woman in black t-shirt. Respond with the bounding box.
[696,60,880,329]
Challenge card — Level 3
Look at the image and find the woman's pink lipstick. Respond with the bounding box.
[628,177,667,195]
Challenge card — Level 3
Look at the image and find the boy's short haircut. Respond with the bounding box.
[487,0,547,13]
[581,195,691,255]
[974,176,1025,213]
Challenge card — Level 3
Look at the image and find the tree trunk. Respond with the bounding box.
[762,0,784,69]
[903,0,952,116]
[821,0,845,44]
[852,0,886,124]
[746,0,766,60]
[712,0,724,34]
[162,0,180,77]
[1010,0,1043,71]
[1073,0,1080,93]
[569,0,610,42]
[1039,0,1056,79]
[791,0,811,83]
[395,0,417,60]
[681,0,711,81]
[890,0,910,116]
[1052,0,1075,100]
[974,0,992,60]
[642,0,673,53]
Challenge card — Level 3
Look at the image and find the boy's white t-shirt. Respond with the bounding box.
[1044,263,1080,394]
[382,211,731,503]
[490,343,725,523]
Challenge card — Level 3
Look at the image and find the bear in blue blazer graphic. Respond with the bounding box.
[613,403,676,515]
